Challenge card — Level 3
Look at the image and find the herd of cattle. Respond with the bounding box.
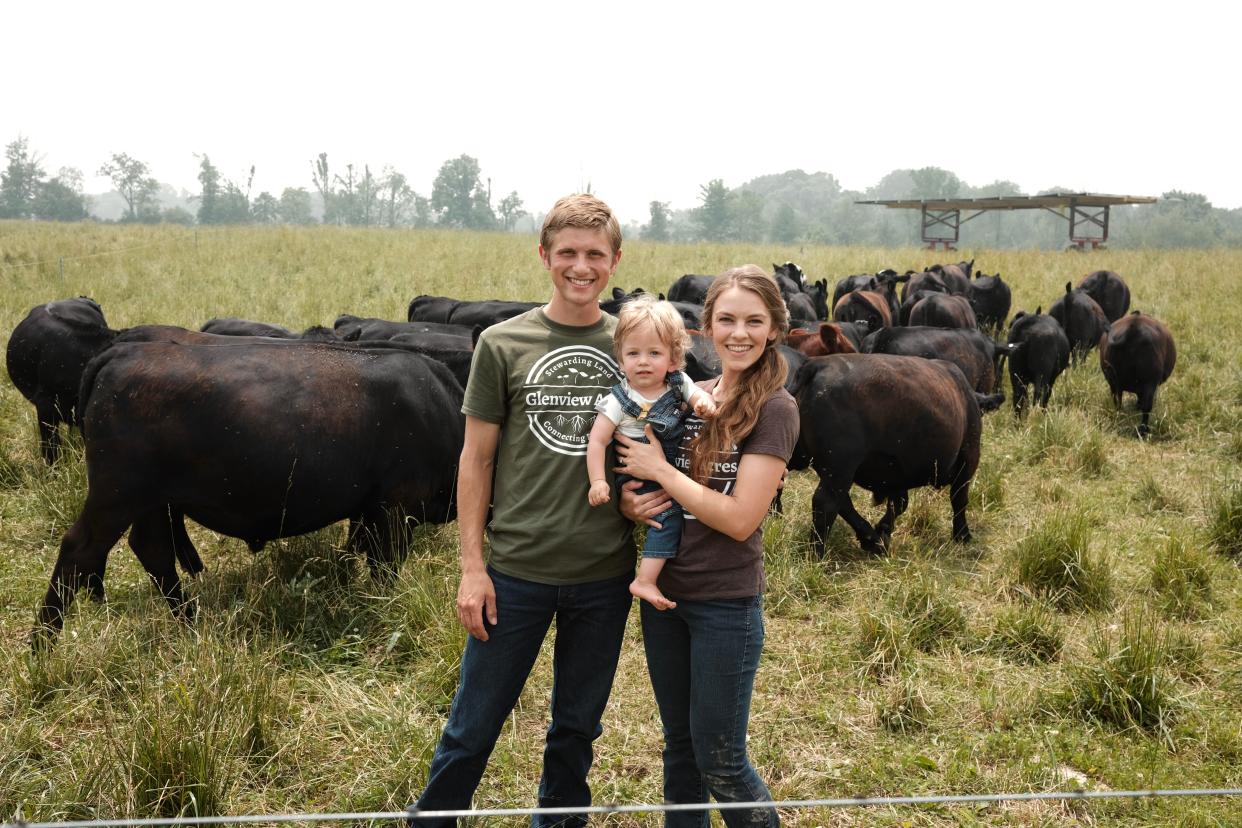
[4,258,1176,641]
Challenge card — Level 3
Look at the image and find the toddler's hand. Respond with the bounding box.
[588,480,612,506]
[693,395,717,417]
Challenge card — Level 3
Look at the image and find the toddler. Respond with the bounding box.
[587,295,715,609]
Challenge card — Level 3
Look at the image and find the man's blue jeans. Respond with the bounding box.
[413,566,632,828]
[640,596,779,828]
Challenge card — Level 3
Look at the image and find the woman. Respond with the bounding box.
[616,265,798,828]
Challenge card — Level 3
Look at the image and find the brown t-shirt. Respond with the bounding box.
[657,381,800,601]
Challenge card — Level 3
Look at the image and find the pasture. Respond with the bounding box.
[1,221,1241,826]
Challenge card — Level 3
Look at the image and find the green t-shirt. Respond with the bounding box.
[462,307,636,584]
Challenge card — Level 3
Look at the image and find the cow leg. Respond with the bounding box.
[352,506,408,579]
[874,491,909,545]
[167,508,205,576]
[1036,380,1054,409]
[810,478,839,558]
[128,509,194,622]
[34,397,62,465]
[35,506,129,644]
[832,485,886,554]
[1011,378,1028,416]
[1136,385,1156,438]
[949,477,972,543]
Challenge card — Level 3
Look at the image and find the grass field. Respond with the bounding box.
[1,221,1241,826]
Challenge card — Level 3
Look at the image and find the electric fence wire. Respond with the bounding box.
[7,787,1242,828]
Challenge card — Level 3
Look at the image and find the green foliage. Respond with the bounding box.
[98,152,160,222]
[1011,513,1113,611]
[984,604,1064,664]
[278,187,314,225]
[496,191,525,232]
[694,178,732,242]
[431,154,495,230]
[643,200,670,241]
[875,673,931,733]
[1206,481,1242,559]
[1149,536,1215,619]
[1063,609,1180,735]
[895,575,966,652]
[0,135,44,218]
[856,611,912,678]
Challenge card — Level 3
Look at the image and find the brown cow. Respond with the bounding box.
[1099,311,1176,438]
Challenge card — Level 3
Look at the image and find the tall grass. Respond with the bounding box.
[3,224,1242,824]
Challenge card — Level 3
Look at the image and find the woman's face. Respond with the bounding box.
[709,286,777,377]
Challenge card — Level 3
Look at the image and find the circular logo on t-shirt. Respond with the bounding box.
[523,345,620,456]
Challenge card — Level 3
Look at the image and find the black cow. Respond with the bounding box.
[6,298,115,463]
[1007,308,1070,414]
[1077,270,1131,322]
[924,262,972,296]
[900,270,949,304]
[908,293,978,329]
[445,300,540,329]
[683,333,721,382]
[598,286,651,316]
[200,317,298,338]
[862,326,1012,394]
[1099,311,1176,437]
[832,274,877,310]
[790,354,1000,556]
[969,271,1012,331]
[334,314,477,343]
[667,274,714,305]
[406,295,459,323]
[1048,282,1110,362]
[33,340,464,642]
[834,290,892,330]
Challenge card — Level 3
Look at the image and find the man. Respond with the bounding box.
[412,194,637,828]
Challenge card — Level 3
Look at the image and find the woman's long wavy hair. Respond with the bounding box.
[688,265,789,484]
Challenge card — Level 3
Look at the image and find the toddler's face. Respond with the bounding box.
[620,323,673,394]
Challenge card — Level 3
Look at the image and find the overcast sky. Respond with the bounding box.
[5,1,1238,223]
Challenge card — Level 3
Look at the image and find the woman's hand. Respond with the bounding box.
[614,426,671,483]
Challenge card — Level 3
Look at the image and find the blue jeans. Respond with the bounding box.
[640,596,779,828]
[412,567,633,828]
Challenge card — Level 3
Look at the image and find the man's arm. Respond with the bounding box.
[457,415,501,641]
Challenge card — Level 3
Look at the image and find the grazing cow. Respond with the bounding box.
[786,291,817,323]
[925,262,972,296]
[969,271,1012,331]
[900,269,948,304]
[1077,270,1131,322]
[1099,311,1176,437]
[406,295,459,323]
[862,326,1012,393]
[1007,308,1070,414]
[333,315,478,343]
[200,317,297,338]
[790,354,1001,556]
[908,293,978,329]
[6,298,116,463]
[787,323,857,357]
[445,300,540,329]
[832,273,877,310]
[667,274,714,305]
[33,339,464,643]
[773,261,806,290]
[1048,282,1110,361]
[833,290,892,330]
[804,279,831,320]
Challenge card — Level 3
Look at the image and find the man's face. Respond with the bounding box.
[539,226,621,312]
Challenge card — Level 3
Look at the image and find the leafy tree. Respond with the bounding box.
[158,205,195,225]
[497,191,526,232]
[98,152,160,222]
[731,190,766,242]
[695,179,732,242]
[251,191,279,224]
[33,169,89,221]
[196,154,222,224]
[278,187,314,225]
[770,203,800,244]
[311,152,334,224]
[644,200,670,241]
[909,167,963,200]
[1,136,45,219]
[431,154,495,229]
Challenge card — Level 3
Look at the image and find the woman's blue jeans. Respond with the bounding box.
[413,566,632,828]
[640,596,779,828]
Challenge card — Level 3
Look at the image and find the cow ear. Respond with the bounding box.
[613,287,624,300]
[1035,306,1042,315]
[658,292,666,301]
[1065,282,1072,294]
[471,325,484,347]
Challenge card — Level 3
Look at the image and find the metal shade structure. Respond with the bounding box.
[856,192,1158,250]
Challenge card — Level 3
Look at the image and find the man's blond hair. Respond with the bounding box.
[540,193,622,254]
[613,294,691,371]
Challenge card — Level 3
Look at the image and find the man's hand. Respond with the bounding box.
[457,568,497,641]
[618,478,671,529]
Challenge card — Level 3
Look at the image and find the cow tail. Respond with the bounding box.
[974,391,1005,413]
[75,342,120,428]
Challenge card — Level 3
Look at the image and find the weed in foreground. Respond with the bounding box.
[1205,481,1242,559]
[1062,608,1179,736]
[1132,472,1183,513]
[894,574,966,653]
[1011,512,1113,611]
[1149,536,1215,620]
[875,673,931,734]
[984,604,1064,664]
[855,611,911,679]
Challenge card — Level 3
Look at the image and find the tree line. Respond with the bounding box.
[3,135,1238,248]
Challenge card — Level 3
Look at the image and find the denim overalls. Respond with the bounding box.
[612,370,691,558]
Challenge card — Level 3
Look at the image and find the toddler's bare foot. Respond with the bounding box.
[630,578,677,610]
